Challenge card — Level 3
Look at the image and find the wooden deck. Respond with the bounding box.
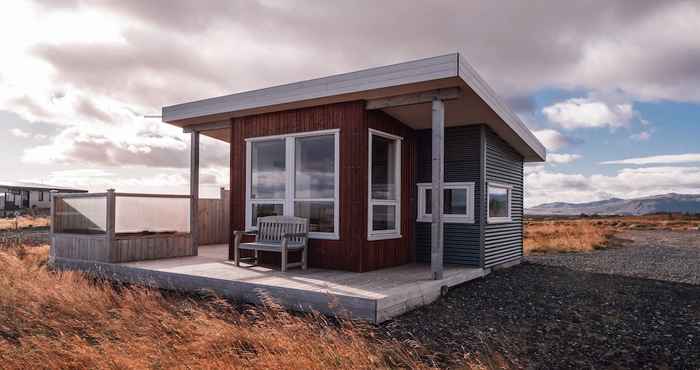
[53,244,488,323]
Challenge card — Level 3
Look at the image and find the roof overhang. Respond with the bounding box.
[162,53,546,162]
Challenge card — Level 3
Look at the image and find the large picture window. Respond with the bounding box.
[487,182,512,223]
[246,129,339,239]
[368,129,402,240]
[417,182,475,223]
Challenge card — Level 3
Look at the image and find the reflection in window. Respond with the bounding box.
[295,135,335,199]
[247,131,338,238]
[372,204,396,231]
[371,135,397,200]
[294,201,334,232]
[251,140,286,200]
[251,203,284,226]
[368,130,401,238]
[488,184,511,222]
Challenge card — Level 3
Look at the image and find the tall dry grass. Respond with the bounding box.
[524,220,614,255]
[0,245,431,369]
[0,215,49,231]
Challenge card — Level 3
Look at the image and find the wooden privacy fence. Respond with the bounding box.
[197,188,230,246]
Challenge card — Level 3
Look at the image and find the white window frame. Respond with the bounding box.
[245,129,340,239]
[416,182,475,223]
[367,129,402,241]
[486,182,513,223]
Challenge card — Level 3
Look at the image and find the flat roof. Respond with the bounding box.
[162,53,546,162]
[0,181,87,193]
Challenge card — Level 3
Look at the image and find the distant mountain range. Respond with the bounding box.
[526,193,700,216]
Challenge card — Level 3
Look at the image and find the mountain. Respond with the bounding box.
[526,193,700,216]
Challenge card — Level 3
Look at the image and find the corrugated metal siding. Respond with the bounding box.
[484,127,524,268]
[414,126,482,266]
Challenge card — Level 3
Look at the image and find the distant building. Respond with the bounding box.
[0,181,87,216]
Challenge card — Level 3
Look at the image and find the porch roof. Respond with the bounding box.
[162,53,546,162]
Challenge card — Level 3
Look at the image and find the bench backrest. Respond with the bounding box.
[256,216,308,244]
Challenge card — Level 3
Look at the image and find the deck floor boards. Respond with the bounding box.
[57,244,487,323]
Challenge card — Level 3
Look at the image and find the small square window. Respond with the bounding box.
[417,182,474,223]
[487,183,512,223]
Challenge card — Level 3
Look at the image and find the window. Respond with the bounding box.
[417,182,475,223]
[246,129,339,239]
[487,182,512,223]
[368,129,402,240]
[39,191,44,201]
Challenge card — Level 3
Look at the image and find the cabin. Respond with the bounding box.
[0,181,86,217]
[50,53,546,322]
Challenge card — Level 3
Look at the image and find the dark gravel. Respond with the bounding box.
[379,234,700,369]
[528,230,700,285]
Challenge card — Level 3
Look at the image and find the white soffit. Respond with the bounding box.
[162,53,546,162]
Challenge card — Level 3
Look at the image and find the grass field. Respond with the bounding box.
[524,214,700,255]
[0,245,443,370]
[0,215,49,231]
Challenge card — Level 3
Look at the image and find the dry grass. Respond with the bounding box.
[0,215,49,231]
[524,214,700,255]
[524,220,614,255]
[0,245,436,370]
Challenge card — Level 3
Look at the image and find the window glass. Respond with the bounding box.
[251,140,285,199]
[425,189,432,214]
[444,188,467,215]
[488,186,509,218]
[371,135,397,200]
[294,201,334,232]
[372,205,396,231]
[251,203,284,226]
[295,135,335,199]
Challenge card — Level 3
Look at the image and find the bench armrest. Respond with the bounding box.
[233,230,258,237]
[283,232,307,238]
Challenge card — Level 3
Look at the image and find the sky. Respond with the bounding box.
[0,1,698,205]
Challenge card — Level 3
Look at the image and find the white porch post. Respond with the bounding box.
[431,98,445,280]
[190,131,200,256]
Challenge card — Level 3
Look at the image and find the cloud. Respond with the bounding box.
[10,128,31,138]
[547,153,582,164]
[532,129,581,151]
[542,97,636,130]
[629,131,651,141]
[525,165,700,207]
[601,153,700,165]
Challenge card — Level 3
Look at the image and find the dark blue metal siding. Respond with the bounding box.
[484,127,524,268]
[414,126,482,266]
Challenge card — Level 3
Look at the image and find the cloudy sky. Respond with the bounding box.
[1,1,699,205]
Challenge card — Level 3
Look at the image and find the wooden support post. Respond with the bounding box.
[190,131,200,256]
[49,190,58,260]
[431,98,445,280]
[105,189,116,262]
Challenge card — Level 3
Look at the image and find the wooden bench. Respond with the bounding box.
[233,216,309,272]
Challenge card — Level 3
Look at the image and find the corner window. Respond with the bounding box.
[368,129,402,240]
[487,182,512,223]
[417,182,475,223]
[245,129,339,239]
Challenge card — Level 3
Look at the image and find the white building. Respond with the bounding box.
[0,181,86,216]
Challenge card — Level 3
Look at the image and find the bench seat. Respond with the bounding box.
[233,216,309,272]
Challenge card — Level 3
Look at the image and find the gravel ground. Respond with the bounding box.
[527,230,700,285]
[379,231,700,369]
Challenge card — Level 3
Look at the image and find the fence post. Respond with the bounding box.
[49,190,58,260]
[106,189,116,262]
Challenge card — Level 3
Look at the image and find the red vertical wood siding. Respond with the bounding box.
[228,101,415,272]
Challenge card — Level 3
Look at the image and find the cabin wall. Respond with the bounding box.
[230,101,414,272]
[364,110,416,271]
[414,125,483,266]
[483,127,524,268]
